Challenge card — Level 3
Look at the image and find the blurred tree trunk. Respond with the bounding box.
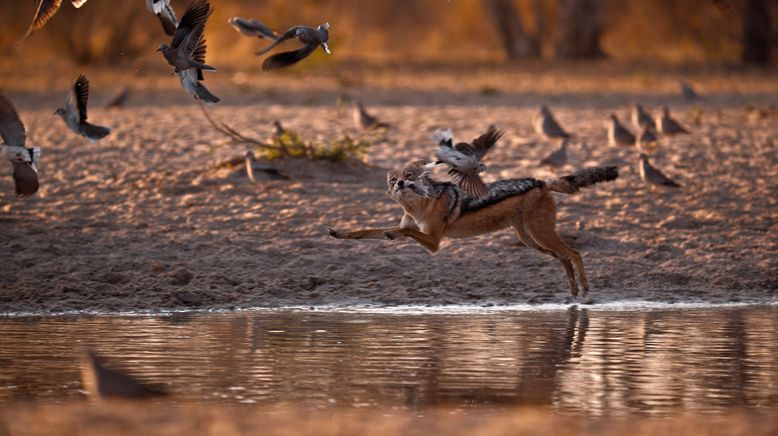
[741,0,772,64]
[482,0,540,59]
[554,0,605,59]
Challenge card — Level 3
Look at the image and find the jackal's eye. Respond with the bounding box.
[404,173,414,179]
[389,177,397,184]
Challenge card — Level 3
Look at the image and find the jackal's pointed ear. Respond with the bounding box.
[408,159,429,169]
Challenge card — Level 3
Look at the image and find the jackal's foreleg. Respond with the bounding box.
[383,227,443,253]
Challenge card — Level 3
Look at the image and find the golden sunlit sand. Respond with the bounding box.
[2,404,777,436]
[0,64,776,313]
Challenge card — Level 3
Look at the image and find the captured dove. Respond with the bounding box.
[431,125,503,197]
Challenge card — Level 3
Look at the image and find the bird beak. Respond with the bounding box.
[322,43,331,54]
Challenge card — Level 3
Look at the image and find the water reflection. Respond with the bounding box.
[0,306,776,415]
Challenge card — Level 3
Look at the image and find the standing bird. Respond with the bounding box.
[54,75,111,141]
[244,151,289,183]
[228,17,278,40]
[636,125,659,153]
[16,0,89,46]
[146,0,178,36]
[639,154,680,188]
[431,125,503,197]
[606,113,636,147]
[631,104,655,132]
[256,22,331,71]
[540,139,569,169]
[679,80,699,101]
[176,34,219,104]
[104,87,131,109]
[656,106,690,135]
[353,100,389,130]
[80,349,167,400]
[157,0,215,73]
[0,94,40,196]
[534,105,572,139]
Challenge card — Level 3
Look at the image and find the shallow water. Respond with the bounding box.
[1,305,777,416]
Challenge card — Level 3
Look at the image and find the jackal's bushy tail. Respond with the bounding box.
[547,166,619,194]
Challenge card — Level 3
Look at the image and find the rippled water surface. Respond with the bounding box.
[1,305,777,416]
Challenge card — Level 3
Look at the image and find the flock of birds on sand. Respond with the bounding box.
[1,0,690,202]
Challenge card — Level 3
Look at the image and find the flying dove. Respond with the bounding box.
[17,0,89,45]
[157,0,215,73]
[0,93,40,196]
[146,0,178,36]
[256,22,331,71]
[228,17,278,40]
[54,74,111,141]
[176,34,219,104]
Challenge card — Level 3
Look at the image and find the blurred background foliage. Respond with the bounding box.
[0,0,773,67]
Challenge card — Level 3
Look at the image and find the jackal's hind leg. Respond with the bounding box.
[514,224,579,296]
[524,219,589,298]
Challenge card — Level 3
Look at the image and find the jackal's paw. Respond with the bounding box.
[383,230,399,240]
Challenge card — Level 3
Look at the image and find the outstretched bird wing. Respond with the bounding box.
[255,26,306,56]
[190,34,208,80]
[0,93,27,148]
[18,0,63,44]
[230,17,277,39]
[261,44,317,70]
[170,0,210,50]
[69,74,90,123]
[469,124,503,161]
